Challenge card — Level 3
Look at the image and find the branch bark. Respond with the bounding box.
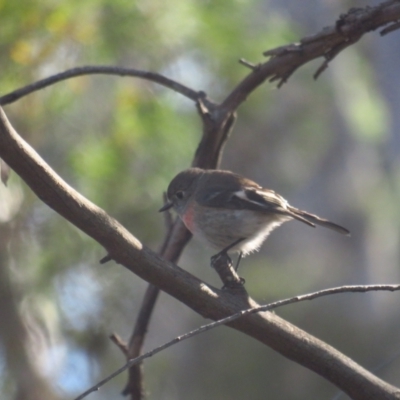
[1,108,400,400]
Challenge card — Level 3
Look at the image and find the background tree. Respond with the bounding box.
[1,1,400,399]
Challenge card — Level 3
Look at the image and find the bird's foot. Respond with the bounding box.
[211,252,246,289]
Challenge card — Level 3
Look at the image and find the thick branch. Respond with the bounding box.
[1,109,399,400]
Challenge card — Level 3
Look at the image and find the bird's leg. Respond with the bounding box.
[235,252,243,272]
[210,239,246,288]
[210,238,244,266]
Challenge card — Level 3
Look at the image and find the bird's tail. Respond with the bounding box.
[288,206,350,235]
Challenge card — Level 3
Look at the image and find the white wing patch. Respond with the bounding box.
[233,189,258,203]
[256,189,289,208]
[233,189,289,209]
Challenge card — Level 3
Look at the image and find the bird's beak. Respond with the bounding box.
[159,202,173,212]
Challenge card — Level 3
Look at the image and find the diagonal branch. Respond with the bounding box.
[1,107,400,400]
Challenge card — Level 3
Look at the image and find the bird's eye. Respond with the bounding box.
[175,191,184,200]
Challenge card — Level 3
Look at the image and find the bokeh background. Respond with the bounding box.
[1,0,400,399]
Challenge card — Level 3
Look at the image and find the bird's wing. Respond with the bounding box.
[199,185,291,213]
[196,171,349,235]
[199,187,349,231]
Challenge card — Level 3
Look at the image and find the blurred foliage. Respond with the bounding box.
[1,0,400,400]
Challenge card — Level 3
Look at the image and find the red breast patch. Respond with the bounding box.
[182,202,195,233]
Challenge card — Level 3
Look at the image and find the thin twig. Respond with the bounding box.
[380,20,400,35]
[109,333,128,356]
[0,66,200,105]
[313,33,362,80]
[74,284,400,400]
[238,58,259,70]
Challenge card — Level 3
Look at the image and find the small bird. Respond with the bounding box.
[160,168,349,268]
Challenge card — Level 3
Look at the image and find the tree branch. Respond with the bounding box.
[0,1,398,117]
[221,0,400,112]
[75,284,400,400]
[0,66,200,105]
[1,108,400,400]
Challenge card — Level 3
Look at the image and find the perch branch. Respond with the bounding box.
[1,108,400,400]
